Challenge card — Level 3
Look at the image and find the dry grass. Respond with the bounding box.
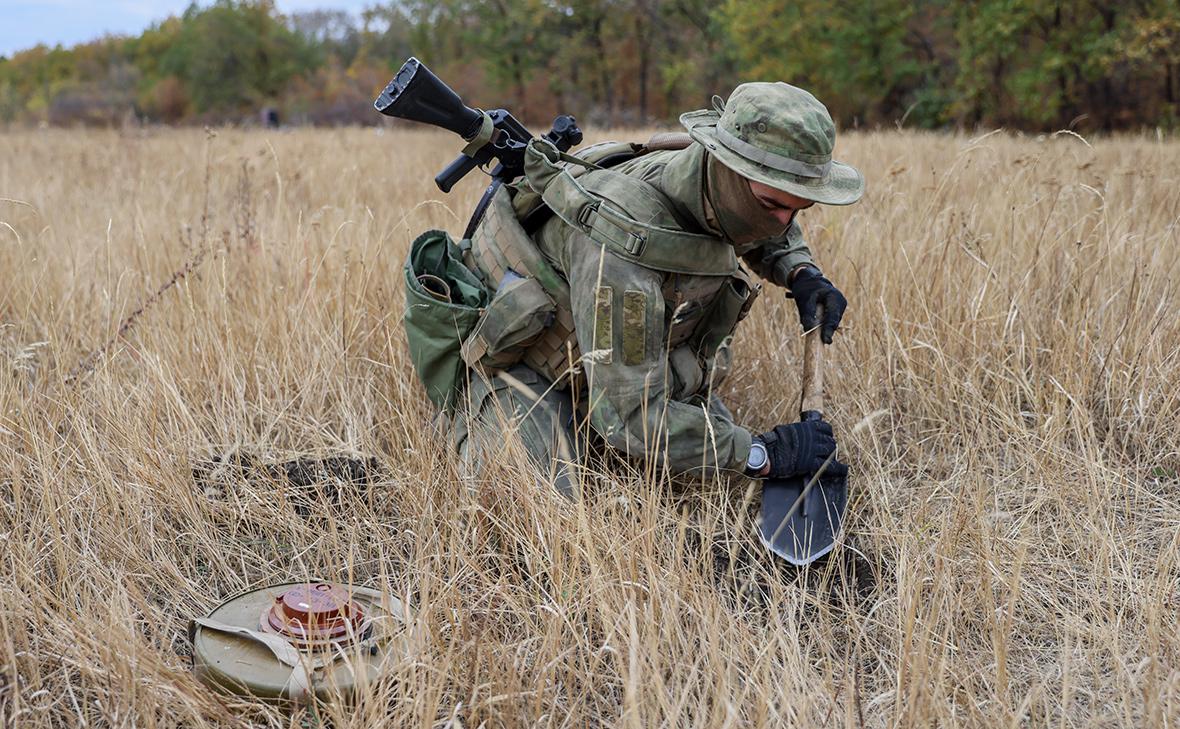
[1,125,1178,728]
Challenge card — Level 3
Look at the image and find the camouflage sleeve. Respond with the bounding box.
[739,219,814,288]
[562,232,753,476]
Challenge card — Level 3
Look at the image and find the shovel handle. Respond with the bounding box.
[799,305,824,418]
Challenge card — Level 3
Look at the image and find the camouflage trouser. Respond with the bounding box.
[450,364,741,497]
[450,365,582,498]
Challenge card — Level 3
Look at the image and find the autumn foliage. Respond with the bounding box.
[1,0,1178,131]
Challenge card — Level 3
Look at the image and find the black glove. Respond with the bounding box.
[756,420,848,479]
[787,265,846,344]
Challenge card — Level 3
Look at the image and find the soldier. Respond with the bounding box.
[452,82,863,496]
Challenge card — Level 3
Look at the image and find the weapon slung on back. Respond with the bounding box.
[374,57,583,235]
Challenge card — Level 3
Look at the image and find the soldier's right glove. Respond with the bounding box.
[756,421,848,479]
[787,265,846,344]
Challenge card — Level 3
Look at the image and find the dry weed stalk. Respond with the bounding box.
[65,129,222,384]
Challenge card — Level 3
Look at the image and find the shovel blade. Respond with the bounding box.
[758,473,847,565]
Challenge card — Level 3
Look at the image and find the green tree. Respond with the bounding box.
[158,1,319,113]
[1115,0,1180,125]
[719,0,932,126]
[466,0,557,119]
[1,0,1178,130]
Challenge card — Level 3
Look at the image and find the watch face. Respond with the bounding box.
[748,443,768,471]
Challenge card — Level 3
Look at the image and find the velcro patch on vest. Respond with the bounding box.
[593,286,613,365]
[622,290,647,365]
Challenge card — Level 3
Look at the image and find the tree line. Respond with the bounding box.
[1,0,1177,131]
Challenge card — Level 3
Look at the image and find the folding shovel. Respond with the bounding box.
[757,311,848,565]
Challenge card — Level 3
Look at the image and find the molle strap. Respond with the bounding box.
[472,225,512,283]
[580,200,737,275]
[470,186,572,300]
[524,138,738,277]
[468,183,582,386]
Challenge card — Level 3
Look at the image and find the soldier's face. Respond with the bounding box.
[748,180,816,227]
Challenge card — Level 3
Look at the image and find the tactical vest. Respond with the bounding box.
[459,134,760,396]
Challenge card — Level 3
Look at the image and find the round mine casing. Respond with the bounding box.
[191,582,404,703]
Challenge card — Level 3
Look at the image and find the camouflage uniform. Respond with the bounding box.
[452,82,864,495]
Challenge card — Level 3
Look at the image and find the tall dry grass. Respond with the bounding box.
[0,125,1177,728]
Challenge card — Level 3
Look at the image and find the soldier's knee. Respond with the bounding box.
[450,365,581,496]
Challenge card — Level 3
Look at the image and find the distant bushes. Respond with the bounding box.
[1,0,1177,131]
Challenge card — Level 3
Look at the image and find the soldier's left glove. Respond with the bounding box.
[787,265,846,344]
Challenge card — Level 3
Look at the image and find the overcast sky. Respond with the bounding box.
[0,0,372,57]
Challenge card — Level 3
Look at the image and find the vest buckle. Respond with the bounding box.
[623,232,646,256]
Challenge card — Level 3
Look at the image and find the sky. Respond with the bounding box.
[0,0,372,57]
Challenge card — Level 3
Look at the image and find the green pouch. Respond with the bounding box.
[461,273,556,371]
[403,229,490,410]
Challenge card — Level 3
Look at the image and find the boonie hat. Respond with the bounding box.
[681,82,864,206]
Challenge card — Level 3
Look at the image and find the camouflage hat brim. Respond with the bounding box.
[680,109,865,206]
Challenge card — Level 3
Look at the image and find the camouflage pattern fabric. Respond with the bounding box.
[525,142,813,477]
[681,82,864,206]
[451,364,581,498]
[454,82,861,486]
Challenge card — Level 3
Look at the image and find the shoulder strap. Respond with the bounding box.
[524,138,736,277]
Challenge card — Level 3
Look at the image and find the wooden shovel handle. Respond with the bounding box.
[799,305,824,417]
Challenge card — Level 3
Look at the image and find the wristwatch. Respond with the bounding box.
[745,438,769,477]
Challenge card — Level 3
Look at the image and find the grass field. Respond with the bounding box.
[1,125,1178,728]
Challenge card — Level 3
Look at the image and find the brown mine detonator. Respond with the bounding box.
[190,581,407,703]
[261,583,367,648]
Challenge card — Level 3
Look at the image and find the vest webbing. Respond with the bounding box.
[470,133,724,388]
[467,185,581,384]
[523,138,739,278]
